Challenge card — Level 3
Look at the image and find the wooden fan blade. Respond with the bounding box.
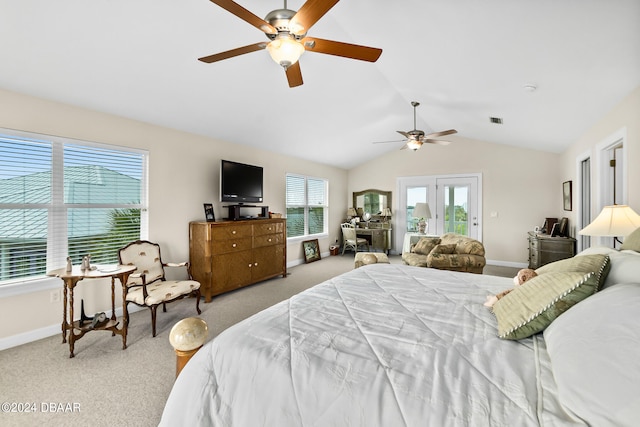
[425,129,457,138]
[291,0,340,34]
[396,130,410,138]
[302,37,382,62]
[285,62,303,88]
[198,42,266,63]
[424,139,452,146]
[209,0,276,34]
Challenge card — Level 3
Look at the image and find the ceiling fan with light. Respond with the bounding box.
[374,101,458,151]
[198,0,382,88]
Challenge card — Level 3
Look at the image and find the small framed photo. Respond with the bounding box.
[558,217,569,237]
[203,203,215,222]
[563,181,572,211]
[550,222,561,237]
[302,239,321,264]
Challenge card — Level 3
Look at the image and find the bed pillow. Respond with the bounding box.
[535,254,611,290]
[576,247,640,288]
[430,243,457,255]
[543,283,640,426]
[412,237,440,255]
[492,271,599,340]
[620,226,640,252]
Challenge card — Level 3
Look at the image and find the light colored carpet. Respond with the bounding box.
[0,255,516,427]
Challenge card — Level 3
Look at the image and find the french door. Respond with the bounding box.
[396,174,481,252]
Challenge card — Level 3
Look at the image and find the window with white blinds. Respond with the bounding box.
[285,174,328,238]
[0,129,148,285]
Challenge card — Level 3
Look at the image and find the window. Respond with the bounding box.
[0,129,148,286]
[285,174,328,238]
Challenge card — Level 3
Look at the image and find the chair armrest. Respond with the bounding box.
[163,261,194,280]
[164,262,188,268]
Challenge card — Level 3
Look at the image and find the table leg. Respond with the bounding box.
[117,271,131,350]
[61,282,68,343]
[68,282,76,358]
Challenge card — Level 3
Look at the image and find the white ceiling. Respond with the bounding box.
[2,0,639,169]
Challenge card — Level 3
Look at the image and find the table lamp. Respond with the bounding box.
[578,204,640,246]
[413,203,432,234]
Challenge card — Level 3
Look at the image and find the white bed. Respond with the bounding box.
[160,250,640,426]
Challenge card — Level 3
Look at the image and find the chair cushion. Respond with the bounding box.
[119,242,165,285]
[126,280,200,306]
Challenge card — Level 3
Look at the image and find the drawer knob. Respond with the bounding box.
[232,230,236,234]
[232,243,237,248]
[268,238,272,242]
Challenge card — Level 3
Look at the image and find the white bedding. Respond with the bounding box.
[160,264,580,426]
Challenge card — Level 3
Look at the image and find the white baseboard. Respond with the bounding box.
[485,259,528,269]
[0,305,144,351]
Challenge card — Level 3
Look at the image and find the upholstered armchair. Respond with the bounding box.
[118,240,201,337]
[402,233,486,274]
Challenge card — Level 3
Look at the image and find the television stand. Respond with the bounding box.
[224,205,269,221]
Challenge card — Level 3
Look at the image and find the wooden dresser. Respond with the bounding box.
[527,231,576,269]
[189,219,287,302]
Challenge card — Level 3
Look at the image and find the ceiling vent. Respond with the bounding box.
[489,117,503,124]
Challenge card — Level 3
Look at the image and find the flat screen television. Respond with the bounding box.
[220,159,263,204]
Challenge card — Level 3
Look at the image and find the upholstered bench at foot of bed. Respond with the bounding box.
[354,252,390,269]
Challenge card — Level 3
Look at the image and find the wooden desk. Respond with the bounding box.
[355,227,392,253]
[47,265,136,358]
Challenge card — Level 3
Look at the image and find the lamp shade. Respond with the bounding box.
[413,203,432,220]
[578,205,640,237]
[347,207,357,217]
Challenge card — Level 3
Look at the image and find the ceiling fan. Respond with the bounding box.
[198,0,382,88]
[374,101,458,151]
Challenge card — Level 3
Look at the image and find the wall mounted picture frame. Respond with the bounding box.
[302,239,321,264]
[203,203,215,222]
[563,181,572,211]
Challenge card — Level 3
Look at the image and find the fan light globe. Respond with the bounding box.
[406,139,422,151]
[267,36,304,69]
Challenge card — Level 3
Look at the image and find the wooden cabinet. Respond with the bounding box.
[528,232,576,269]
[189,219,287,302]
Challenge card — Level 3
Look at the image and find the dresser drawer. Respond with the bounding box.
[212,225,252,241]
[254,233,283,248]
[212,237,252,254]
[254,222,284,236]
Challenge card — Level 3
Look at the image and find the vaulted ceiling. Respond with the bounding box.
[2,0,639,169]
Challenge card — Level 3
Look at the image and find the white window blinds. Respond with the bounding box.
[285,174,328,238]
[0,130,148,285]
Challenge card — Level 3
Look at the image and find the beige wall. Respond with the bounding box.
[559,85,640,234]
[0,88,347,343]
[348,136,562,264]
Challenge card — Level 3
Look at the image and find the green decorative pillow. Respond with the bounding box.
[535,254,611,290]
[492,271,599,340]
[430,243,457,255]
[620,226,640,252]
[412,237,441,255]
